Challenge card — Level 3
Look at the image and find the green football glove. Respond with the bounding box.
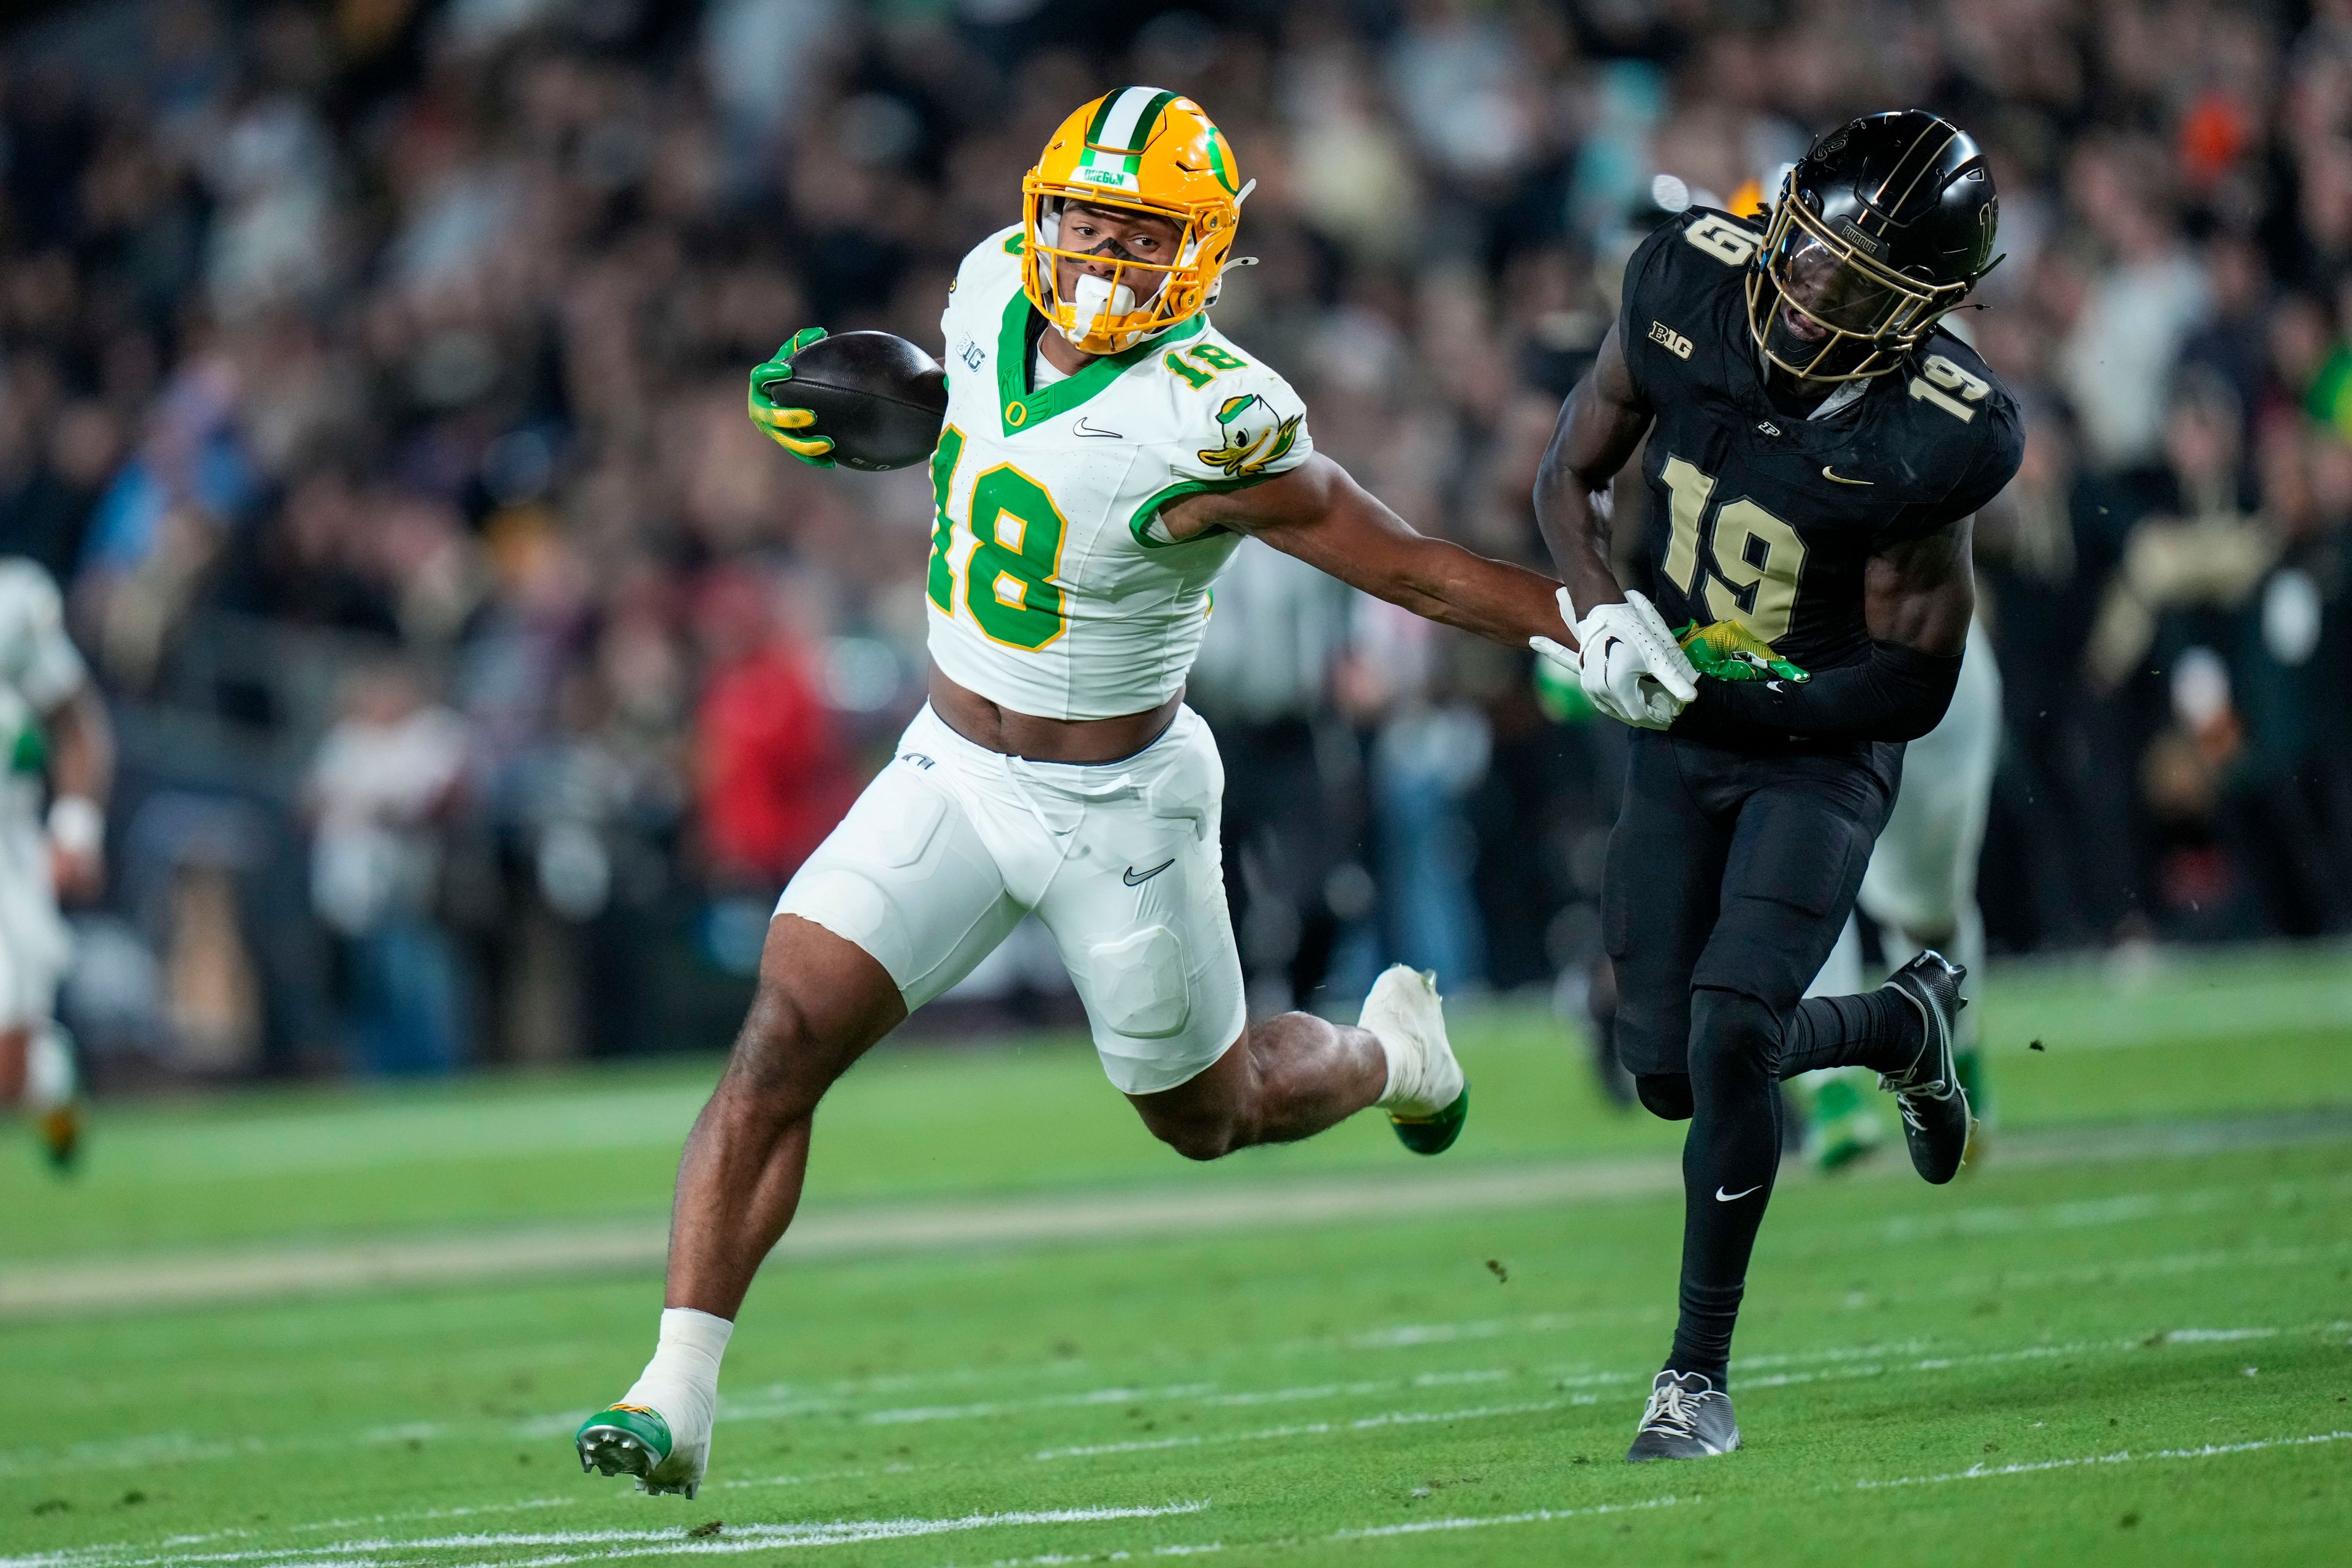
[748,328,834,467]
[1675,620,1811,684]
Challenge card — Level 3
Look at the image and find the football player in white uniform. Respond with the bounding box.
[0,559,113,1169]
[1800,617,2001,1166]
[575,88,1578,1497]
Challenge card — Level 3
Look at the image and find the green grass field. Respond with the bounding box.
[3,944,2349,1567]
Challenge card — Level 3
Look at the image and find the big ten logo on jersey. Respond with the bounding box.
[1649,320,1694,359]
[957,336,985,372]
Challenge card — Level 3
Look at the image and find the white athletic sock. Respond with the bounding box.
[1371,1027,1410,1109]
[622,1307,733,1439]
[24,1027,75,1112]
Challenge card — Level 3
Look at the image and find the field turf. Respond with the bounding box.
[2,944,2348,1566]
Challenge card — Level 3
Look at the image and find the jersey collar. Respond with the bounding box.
[995,293,1205,437]
[1752,345,1868,421]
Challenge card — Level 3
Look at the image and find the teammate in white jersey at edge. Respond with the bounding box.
[575,88,1583,1498]
[0,558,113,1170]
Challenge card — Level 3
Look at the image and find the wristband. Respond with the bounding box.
[47,795,103,858]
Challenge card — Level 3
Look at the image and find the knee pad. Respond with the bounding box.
[1687,987,1781,1084]
[1635,1072,1694,1121]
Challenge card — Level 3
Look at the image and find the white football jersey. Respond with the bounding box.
[0,560,85,810]
[924,226,1315,720]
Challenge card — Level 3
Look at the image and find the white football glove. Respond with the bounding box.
[1529,589,1699,731]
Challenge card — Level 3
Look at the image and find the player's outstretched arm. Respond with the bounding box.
[1681,517,1977,745]
[1161,454,1567,649]
[1532,321,1652,619]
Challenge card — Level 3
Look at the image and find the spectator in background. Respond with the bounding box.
[2060,138,2211,481]
[1187,537,1372,1017]
[692,565,854,896]
[304,661,469,1072]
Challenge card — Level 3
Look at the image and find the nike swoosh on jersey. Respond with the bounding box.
[1714,1184,1762,1202]
[1076,418,1123,439]
[1821,466,1874,485]
[1122,858,1176,886]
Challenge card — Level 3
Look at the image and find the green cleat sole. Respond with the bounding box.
[575,1406,695,1498]
[1390,1084,1469,1156]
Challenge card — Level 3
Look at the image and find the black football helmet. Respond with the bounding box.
[1747,110,2002,382]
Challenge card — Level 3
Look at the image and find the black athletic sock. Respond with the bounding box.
[1774,989,1921,1079]
[1668,987,1787,1389]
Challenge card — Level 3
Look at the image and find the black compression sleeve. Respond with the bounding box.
[1675,639,1962,744]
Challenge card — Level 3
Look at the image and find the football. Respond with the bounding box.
[763,330,949,472]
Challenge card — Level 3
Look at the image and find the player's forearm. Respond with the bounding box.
[1531,473,1623,622]
[1676,639,1962,744]
[1379,540,1568,648]
[1231,459,1567,647]
[47,688,113,805]
[1532,328,1648,620]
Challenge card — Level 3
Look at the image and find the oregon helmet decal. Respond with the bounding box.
[1022,88,1248,355]
[1747,110,2003,382]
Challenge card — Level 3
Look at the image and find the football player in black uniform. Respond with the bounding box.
[1529,112,2024,1460]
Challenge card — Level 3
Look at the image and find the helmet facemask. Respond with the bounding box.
[1745,192,1974,382]
[1023,188,1227,355]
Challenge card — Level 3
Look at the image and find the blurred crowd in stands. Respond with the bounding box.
[3,0,2350,1078]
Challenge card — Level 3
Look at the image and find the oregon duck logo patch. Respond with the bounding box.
[1196,393,1302,479]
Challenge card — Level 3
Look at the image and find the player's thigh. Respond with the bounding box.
[0,876,64,1028]
[1036,715,1246,1098]
[1603,731,1735,1077]
[1696,755,1894,1012]
[773,747,1024,1032]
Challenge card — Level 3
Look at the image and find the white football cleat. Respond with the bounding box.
[1360,964,1469,1155]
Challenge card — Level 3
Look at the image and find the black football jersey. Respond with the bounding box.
[1615,208,2024,673]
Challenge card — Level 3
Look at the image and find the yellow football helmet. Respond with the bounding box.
[1021,87,1248,355]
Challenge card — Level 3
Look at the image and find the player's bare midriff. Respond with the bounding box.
[928,664,1180,764]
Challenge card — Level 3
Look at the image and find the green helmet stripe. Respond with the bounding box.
[1204,124,1237,193]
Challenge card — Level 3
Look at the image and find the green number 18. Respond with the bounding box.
[927,431,1071,650]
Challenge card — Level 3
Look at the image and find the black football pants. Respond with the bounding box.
[1602,728,1904,1385]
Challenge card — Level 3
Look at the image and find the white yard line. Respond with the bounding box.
[0,1504,1212,1568]
[1329,1492,1692,1539]
[0,1162,1676,1321]
[10,1109,2346,1321]
[1030,1398,1585,1461]
[1852,1429,2352,1490]
[29,1394,2352,1567]
[970,1425,2352,1564]
[10,1278,2347,1493]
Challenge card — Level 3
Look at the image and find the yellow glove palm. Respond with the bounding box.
[747,328,834,467]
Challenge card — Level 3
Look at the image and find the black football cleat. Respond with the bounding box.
[1880,951,1972,1184]
[1624,1370,1741,1461]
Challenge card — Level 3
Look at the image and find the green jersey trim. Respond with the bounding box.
[1125,472,1284,551]
[995,293,1205,435]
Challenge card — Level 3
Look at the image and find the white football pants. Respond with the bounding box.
[777,704,1246,1094]
[1809,619,2000,1040]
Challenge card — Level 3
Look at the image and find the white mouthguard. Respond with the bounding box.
[1065,271,1137,344]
